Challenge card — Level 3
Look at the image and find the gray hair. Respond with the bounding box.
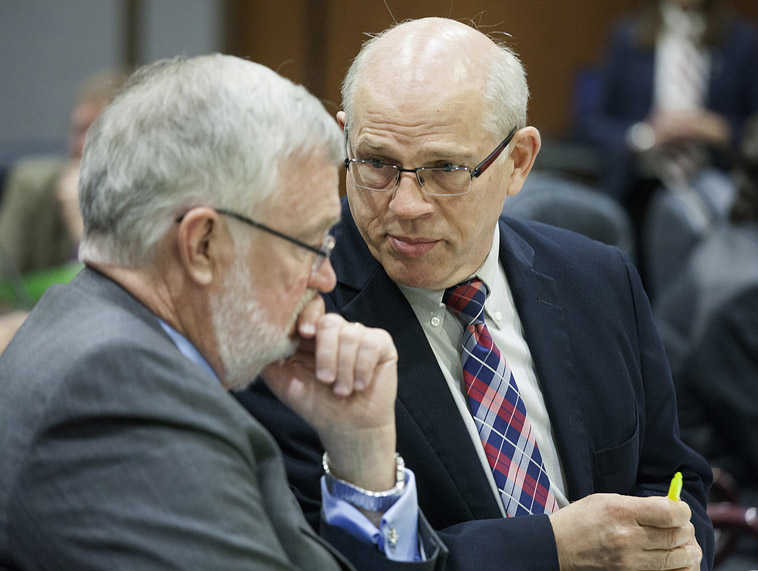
[341,20,529,141]
[79,54,342,267]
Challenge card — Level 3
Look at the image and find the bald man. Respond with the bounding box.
[240,18,714,571]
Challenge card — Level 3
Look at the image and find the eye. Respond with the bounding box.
[430,162,459,171]
[367,158,388,169]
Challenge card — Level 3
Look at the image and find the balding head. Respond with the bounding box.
[342,17,528,141]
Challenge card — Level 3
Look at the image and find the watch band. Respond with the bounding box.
[322,452,406,512]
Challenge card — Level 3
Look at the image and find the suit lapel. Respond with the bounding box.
[497,219,592,500]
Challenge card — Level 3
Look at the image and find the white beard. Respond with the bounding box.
[210,254,300,391]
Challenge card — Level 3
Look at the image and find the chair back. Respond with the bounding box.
[503,172,635,256]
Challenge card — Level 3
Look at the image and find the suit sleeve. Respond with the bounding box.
[620,252,714,570]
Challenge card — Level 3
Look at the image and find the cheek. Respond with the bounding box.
[438,199,496,253]
[250,255,310,327]
[347,186,387,231]
[275,273,309,312]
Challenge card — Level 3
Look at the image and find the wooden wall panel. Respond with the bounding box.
[228,0,757,136]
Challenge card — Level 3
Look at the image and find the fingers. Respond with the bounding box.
[313,313,397,396]
[335,322,363,395]
[314,314,342,384]
[633,495,692,528]
[296,294,324,337]
[635,545,701,571]
[640,521,696,550]
[354,328,393,391]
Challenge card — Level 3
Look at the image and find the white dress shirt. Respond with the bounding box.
[398,227,568,514]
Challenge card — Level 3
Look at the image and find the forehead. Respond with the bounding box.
[350,42,491,156]
[351,86,488,161]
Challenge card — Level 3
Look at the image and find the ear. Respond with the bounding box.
[175,207,227,286]
[505,126,541,198]
[336,110,346,132]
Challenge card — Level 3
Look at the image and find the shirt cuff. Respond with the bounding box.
[321,468,423,562]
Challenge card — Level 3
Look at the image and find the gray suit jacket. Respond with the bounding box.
[0,268,445,570]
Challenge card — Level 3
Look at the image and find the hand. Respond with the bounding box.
[262,296,398,491]
[650,111,730,147]
[549,493,702,570]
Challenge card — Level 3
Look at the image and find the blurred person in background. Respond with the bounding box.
[581,0,758,279]
[0,70,127,275]
[0,70,127,353]
[655,115,758,376]
[655,115,758,489]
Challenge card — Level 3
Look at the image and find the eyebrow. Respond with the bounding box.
[354,139,476,165]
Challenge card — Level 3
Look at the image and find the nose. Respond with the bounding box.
[388,172,434,219]
[308,257,337,293]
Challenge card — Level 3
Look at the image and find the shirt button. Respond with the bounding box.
[430,315,441,327]
[493,311,503,322]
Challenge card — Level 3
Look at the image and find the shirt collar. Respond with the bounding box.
[158,318,219,381]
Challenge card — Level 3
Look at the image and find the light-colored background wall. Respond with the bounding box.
[0,0,222,152]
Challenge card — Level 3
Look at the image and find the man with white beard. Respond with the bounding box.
[0,55,447,570]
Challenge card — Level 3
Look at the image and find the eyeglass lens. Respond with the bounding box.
[351,163,472,195]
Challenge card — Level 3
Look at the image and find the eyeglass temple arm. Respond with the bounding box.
[471,127,518,178]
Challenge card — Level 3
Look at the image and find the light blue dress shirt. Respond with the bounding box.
[158,319,423,561]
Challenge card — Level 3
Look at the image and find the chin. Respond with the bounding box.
[383,260,444,290]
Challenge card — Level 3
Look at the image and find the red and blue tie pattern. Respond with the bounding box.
[443,278,557,516]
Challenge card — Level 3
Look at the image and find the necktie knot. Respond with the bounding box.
[443,278,489,326]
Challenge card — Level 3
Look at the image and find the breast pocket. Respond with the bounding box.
[592,419,640,494]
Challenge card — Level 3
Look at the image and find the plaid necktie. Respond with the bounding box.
[443,278,557,516]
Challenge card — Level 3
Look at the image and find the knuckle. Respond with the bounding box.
[367,328,397,355]
[340,322,364,342]
[319,312,344,329]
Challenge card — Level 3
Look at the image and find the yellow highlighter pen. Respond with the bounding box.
[668,471,683,501]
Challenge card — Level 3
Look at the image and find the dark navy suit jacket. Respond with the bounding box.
[238,200,714,571]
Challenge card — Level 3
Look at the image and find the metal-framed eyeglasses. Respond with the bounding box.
[177,208,335,277]
[343,126,518,197]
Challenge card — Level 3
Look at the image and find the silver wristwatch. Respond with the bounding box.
[322,452,406,512]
